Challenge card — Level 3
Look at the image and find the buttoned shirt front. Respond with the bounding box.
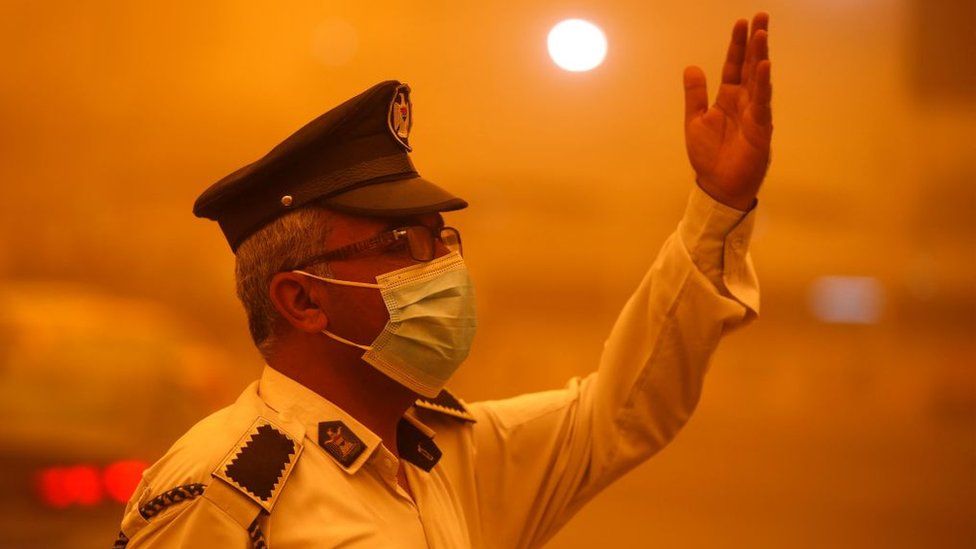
[118,184,760,548]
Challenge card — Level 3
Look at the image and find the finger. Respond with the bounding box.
[751,11,770,35]
[741,12,770,89]
[751,60,772,127]
[721,19,748,85]
[747,30,769,99]
[683,65,708,123]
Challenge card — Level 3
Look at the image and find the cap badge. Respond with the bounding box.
[388,86,412,151]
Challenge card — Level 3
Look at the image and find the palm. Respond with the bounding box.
[684,13,773,210]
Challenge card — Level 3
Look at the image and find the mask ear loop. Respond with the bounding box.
[292,270,379,351]
[321,329,373,351]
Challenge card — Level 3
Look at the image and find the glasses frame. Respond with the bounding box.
[290,225,463,271]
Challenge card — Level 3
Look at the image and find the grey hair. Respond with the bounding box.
[234,203,335,359]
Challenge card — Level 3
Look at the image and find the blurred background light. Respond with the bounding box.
[547,19,607,72]
[103,460,149,504]
[37,465,103,508]
[35,460,148,508]
[809,276,885,324]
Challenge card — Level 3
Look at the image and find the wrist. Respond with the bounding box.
[694,177,756,212]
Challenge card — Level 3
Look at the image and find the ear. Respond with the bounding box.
[269,272,329,334]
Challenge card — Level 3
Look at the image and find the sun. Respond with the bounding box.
[547,19,608,72]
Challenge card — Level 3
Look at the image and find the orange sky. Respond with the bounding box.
[0,1,973,547]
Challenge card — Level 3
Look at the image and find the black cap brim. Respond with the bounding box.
[323,176,468,217]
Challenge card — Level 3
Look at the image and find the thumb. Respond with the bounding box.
[683,66,708,124]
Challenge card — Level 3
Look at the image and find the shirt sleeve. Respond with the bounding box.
[122,491,252,548]
[467,184,760,549]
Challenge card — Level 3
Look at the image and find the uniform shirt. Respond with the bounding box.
[117,184,760,548]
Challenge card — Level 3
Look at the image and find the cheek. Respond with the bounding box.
[326,287,391,339]
[323,255,423,336]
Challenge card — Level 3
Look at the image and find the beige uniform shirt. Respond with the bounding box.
[116,185,760,548]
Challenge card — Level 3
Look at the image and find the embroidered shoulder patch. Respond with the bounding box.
[414,388,476,422]
[213,417,302,513]
[114,484,207,548]
[139,483,205,520]
[248,516,269,549]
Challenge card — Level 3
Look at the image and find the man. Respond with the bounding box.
[115,12,772,548]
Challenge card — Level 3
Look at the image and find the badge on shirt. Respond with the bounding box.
[396,418,442,472]
[319,421,366,468]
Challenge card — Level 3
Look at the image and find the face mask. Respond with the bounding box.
[293,251,476,398]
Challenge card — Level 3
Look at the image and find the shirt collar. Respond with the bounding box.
[257,365,465,475]
[258,365,383,474]
[414,388,477,423]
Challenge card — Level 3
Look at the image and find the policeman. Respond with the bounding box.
[116,12,772,548]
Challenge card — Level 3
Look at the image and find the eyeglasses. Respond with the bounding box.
[292,225,463,270]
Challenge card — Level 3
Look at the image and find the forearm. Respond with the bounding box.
[466,185,761,548]
[585,184,759,483]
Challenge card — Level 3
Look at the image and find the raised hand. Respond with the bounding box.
[683,12,773,211]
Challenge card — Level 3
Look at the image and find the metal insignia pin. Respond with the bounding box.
[387,86,412,151]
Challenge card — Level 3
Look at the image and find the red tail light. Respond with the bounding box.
[36,460,147,508]
[103,460,148,503]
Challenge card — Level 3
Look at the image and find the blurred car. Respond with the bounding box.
[0,281,239,549]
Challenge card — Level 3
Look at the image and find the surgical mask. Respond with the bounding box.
[294,251,476,398]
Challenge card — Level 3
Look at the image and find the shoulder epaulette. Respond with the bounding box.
[414,388,476,423]
[212,417,303,513]
[114,417,301,548]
